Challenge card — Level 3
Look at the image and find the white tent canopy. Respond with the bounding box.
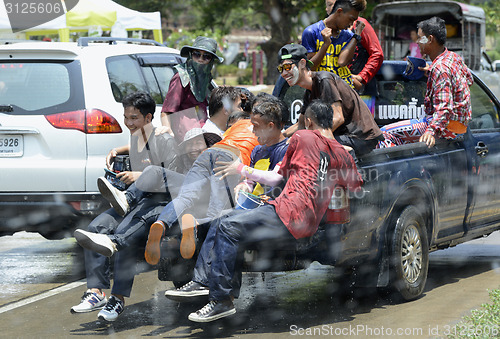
[0,0,162,42]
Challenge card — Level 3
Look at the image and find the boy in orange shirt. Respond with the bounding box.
[144,112,259,265]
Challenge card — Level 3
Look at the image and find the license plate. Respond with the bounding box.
[0,135,23,157]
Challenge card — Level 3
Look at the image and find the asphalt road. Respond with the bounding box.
[0,231,499,338]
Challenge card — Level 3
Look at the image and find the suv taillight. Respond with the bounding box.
[45,109,122,134]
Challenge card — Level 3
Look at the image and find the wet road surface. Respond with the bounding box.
[0,232,85,306]
[0,231,499,338]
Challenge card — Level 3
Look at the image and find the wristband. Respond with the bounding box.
[353,34,362,42]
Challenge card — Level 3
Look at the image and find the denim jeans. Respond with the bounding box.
[84,198,166,297]
[110,203,166,297]
[157,148,240,229]
[193,204,297,301]
[126,165,186,207]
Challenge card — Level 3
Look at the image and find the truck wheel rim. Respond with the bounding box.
[401,224,422,284]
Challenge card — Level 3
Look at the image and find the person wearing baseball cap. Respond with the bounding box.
[160,36,224,143]
[278,43,383,160]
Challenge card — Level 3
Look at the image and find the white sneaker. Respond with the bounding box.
[70,290,107,313]
[74,229,118,257]
[97,176,129,216]
[98,295,124,322]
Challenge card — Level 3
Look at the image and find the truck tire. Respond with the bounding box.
[388,205,429,301]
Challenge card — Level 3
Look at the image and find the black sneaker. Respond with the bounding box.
[97,295,124,322]
[164,281,209,301]
[188,299,236,322]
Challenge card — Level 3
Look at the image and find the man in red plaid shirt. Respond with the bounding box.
[379,16,473,148]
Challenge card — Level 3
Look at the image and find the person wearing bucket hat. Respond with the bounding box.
[143,104,259,266]
[168,99,362,322]
[378,17,473,148]
[160,36,224,143]
[83,86,241,228]
[163,95,290,301]
[144,96,292,267]
[68,87,248,320]
[71,127,194,321]
[278,43,383,160]
[166,95,290,262]
[180,36,224,64]
[70,92,181,321]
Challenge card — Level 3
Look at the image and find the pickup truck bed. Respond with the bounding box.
[159,61,500,301]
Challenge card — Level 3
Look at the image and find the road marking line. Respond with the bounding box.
[0,280,86,314]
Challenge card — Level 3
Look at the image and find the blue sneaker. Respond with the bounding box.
[97,295,124,321]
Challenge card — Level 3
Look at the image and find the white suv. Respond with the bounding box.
[0,38,183,238]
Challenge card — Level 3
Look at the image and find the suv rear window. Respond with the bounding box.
[0,60,84,115]
[106,54,178,105]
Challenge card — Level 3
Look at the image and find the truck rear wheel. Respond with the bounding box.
[389,206,429,301]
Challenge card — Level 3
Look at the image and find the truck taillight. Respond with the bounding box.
[68,201,101,212]
[45,109,122,134]
[325,186,350,224]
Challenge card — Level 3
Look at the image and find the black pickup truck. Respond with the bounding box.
[159,60,500,302]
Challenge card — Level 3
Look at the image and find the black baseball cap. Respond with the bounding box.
[278,43,314,66]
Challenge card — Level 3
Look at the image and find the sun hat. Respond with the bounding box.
[278,43,314,67]
[403,56,427,80]
[180,36,224,63]
[179,127,221,148]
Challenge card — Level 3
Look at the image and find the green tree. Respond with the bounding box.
[114,0,382,84]
[475,0,500,59]
[194,0,324,84]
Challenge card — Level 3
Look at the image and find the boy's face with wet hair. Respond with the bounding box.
[123,106,152,135]
[250,113,275,146]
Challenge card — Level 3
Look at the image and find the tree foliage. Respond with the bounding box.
[193,0,324,83]
[476,0,500,37]
[114,0,500,82]
[472,0,500,59]
[115,0,326,84]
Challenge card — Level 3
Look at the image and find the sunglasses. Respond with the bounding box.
[192,51,213,62]
[277,63,295,74]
